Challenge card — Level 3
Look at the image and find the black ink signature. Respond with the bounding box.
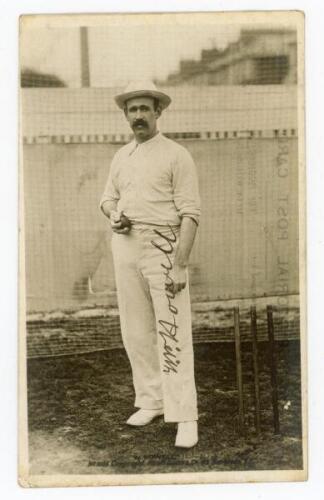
[151,226,181,374]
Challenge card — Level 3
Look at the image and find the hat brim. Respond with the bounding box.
[115,90,171,110]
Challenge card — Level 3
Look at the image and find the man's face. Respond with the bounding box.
[124,96,161,142]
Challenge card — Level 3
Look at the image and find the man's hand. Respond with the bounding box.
[167,216,197,294]
[110,211,132,234]
[166,264,187,294]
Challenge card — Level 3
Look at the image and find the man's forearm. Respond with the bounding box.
[100,200,117,219]
[174,217,198,268]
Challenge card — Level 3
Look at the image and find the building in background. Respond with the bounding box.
[21,68,66,87]
[161,28,297,86]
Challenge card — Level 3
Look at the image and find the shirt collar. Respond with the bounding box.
[128,131,162,156]
[134,130,162,147]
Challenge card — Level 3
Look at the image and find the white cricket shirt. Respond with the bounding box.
[100,132,201,226]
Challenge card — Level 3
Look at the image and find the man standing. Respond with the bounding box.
[100,81,201,448]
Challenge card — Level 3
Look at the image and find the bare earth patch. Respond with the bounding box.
[27,341,302,475]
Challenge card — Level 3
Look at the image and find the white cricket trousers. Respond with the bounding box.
[111,224,198,422]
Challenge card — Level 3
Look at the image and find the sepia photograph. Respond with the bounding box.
[18,10,306,487]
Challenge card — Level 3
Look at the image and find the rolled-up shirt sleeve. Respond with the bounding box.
[172,147,201,225]
[99,155,120,214]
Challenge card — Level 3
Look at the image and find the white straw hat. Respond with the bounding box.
[115,80,171,110]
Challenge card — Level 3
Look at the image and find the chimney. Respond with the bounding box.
[80,27,90,87]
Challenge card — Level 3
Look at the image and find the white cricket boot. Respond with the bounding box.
[175,421,198,448]
[126,408,164,426]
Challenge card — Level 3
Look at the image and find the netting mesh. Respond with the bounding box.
[23,135,298,308]
[21,23,300,357]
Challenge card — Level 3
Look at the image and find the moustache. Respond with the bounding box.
[132,119,148,128]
